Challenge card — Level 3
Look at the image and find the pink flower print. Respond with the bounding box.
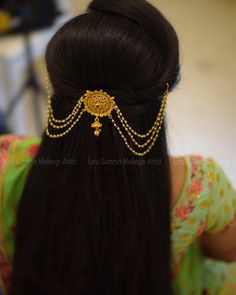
[27,144,39,156]
[187,178,204,195]
[0,139,11,151]
[0,152,8,172]
[191,162,198,177]
[175,203,192,221]
[191,155,204,178]
[188,200,195,207]
[0,135,19,151]
[197,220,206,236]
[192,155,204,162]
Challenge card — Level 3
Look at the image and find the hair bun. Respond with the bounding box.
[87,0,180,91]
[88,0,157,37]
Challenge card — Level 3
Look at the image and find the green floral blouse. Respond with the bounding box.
[0,135,236,295]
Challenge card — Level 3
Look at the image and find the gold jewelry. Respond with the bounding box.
[45,75,169,157]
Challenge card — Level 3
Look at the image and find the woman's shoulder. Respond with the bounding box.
[170,155,236,277]
[0,134,41,162]
[0,134,41,149]
[170,153,236,228]
[170,154,222,209]
[0,135,41,261]
[0,133,42,179]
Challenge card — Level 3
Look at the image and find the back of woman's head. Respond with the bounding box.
[46,0,179,103]
[10,1,179,295]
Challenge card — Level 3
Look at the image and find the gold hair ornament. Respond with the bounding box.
[45,76,169,157]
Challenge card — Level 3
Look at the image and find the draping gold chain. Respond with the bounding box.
[45,74,169,156]
[114,85,168,138]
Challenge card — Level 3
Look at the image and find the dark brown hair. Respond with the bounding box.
[10,0,179,294]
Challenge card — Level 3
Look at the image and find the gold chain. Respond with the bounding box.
[113,96,167,149]
[108,113,165,157]
[114,85,168,138]
[45,74,169,156]
[46,109,86,138]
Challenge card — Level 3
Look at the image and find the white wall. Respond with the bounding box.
[71,0,90,13]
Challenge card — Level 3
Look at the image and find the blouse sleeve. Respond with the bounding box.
[205,157,236,234]
[0,135,23,295]
[0,134,40,294]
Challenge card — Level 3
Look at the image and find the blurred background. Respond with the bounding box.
[0,0,235,184]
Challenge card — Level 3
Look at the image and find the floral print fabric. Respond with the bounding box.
[171,155,236,294]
